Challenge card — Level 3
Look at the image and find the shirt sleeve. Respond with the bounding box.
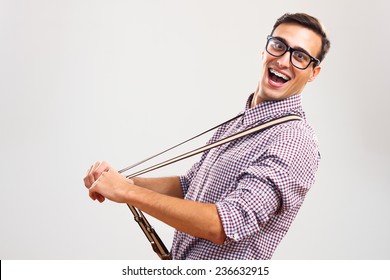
[216,127,320,243]
[179,160,203,196]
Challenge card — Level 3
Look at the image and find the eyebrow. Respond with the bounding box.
[272,36,312,57]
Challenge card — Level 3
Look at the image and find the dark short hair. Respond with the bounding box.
[271,13,331,64]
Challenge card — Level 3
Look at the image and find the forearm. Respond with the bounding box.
[131,176,183,198]
[86,164,225,244]
[128,184,226,245]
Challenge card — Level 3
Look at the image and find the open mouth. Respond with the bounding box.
[269,68,291,85]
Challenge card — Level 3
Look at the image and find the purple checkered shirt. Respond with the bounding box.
[171,93,320,259]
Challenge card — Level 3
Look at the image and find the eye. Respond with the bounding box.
[274,42,284,50]
[292,51,310,62]
[270,40,286,52]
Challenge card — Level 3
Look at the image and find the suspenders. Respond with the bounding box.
[119,114,302,260]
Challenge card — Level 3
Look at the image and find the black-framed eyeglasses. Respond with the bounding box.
[265,35,321,70]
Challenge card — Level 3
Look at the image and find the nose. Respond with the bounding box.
[276,51,291,68]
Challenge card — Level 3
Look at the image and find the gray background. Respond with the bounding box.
[1,0,389,259]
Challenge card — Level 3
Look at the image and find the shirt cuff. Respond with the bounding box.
[216,201,251,245]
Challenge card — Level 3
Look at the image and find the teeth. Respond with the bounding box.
[270,69,290,81]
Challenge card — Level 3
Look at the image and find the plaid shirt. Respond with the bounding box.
[171,94,320,259]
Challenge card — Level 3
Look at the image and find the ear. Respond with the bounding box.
[308,66,321,82]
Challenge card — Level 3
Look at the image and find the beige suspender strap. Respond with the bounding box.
[125,115,303,179]
[127,204,171,260]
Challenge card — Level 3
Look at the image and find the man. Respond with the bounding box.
[84,13,330,259]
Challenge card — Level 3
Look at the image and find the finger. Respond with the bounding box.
[92,161,110,180]
[85,164,94,177]
[89,161,103,184]
[89,179,106,202]
[89,184,99,201]
[96,194,105,203]
[89,189,97,200]
[83,164,95,188]
[90,190,105,202]
[127,178,134,185]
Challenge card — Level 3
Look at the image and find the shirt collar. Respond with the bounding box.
[241,93,305,127]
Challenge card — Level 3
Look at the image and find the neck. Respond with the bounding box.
[251,89,263,108]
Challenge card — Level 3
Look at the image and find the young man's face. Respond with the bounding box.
[254,23,322,105]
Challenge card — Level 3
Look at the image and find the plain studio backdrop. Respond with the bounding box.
[1,0,389,260]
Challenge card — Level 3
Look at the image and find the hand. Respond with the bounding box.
[84,161,134,203]
[84,161,108,202]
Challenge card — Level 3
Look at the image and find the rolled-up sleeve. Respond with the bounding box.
[216,129,320,243]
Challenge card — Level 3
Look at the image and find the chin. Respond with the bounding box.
[259,85,288,101]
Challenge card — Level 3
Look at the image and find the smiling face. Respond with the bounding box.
[252,23,322,107]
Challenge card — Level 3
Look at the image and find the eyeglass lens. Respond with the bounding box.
[267,38,311,69]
